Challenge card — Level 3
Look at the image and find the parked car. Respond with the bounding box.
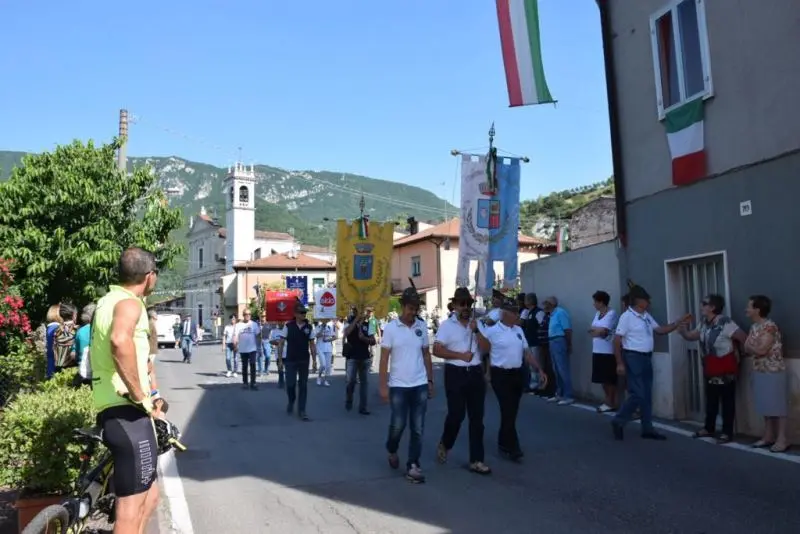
[156,313,181,348]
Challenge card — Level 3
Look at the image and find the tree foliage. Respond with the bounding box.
[0,139,184,321]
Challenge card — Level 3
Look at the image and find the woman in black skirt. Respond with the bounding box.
[588,291,618,413]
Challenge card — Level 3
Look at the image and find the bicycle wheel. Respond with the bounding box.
[21,503,70,534]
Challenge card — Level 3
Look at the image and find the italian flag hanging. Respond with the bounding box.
[665,98,707,186]
[496,0,555,107]
[358,215,369,239]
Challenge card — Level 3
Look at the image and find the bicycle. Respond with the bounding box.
[21,415,186,534]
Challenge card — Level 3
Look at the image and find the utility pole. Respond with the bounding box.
[118,109,128,173]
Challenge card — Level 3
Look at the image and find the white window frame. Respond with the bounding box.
[411,256,421,277]
[649,0,714,120]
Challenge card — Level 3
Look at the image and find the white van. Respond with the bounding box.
[156,313,181,348]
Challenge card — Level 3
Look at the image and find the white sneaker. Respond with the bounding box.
[323,380,331,387]
[597,403,613,413]
[232,372,238,378]
[317,377,322,386]
[225,371,232,378]
[546,396,559,403]
[557,399,575,406]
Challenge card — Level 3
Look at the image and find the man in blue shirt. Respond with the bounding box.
[543,296,573,405]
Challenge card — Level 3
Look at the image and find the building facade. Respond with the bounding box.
[609,0,800,436]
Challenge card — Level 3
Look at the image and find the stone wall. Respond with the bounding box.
[569,196,616,250]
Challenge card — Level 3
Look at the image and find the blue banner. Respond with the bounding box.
[484,158,521,291]
[285,275,308,306]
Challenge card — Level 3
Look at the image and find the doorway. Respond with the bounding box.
[665,251,730,421]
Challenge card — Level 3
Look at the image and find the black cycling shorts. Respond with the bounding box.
[98,404,158,497]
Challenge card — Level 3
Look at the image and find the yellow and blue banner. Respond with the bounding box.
[336,219,393,318]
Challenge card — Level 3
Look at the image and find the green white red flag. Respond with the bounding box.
[496,0,555,107]
[665,99,707,186]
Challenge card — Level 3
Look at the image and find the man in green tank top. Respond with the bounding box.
[90,247,161,534]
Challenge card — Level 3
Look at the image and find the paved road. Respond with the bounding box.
[154,344,800,534]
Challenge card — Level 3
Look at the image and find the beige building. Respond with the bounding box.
[391,218,554,311]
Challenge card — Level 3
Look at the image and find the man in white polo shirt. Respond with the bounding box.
[611,285,687,441]
[433,287,491,475]
[379,286,433,484]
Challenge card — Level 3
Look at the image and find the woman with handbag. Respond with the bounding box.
[678,294,747,443]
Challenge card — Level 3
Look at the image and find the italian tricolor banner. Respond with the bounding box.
[665,99,707,186]
[496,0,555,107]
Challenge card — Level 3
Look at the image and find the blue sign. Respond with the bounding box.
[285,276,308,306]
[353,255,373,281]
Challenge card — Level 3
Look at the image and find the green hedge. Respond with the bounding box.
[0,338,46,407]
[0,369,96,496]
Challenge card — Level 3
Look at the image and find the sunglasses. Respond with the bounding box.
[701,300,710,306]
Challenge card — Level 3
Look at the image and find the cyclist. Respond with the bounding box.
[90,247,161,534]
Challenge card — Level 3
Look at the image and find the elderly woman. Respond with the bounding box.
[476,298,547,462]
[744,295,789,453]
[678,294,747,443]
[589,290,618,413]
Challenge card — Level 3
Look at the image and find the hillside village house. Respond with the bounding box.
[392,218,554,311]
[184,163,335,331]
[523,0,800,441]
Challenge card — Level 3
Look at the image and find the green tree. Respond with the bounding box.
[0,139,184,321]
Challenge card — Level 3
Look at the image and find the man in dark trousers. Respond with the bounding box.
[434,287,491,475]
[277,302,317,421]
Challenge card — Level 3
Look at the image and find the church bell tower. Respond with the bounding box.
[224,162,256,273]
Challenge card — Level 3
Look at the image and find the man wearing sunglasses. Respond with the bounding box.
[277,302,317,421]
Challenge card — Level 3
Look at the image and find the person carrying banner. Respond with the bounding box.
[434,287,491,475]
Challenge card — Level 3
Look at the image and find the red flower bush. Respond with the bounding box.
[0,259,32,342]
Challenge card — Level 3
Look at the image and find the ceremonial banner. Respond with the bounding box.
[496,0,555,107]
[285,275,308,305]
[314,287,337,320]
[336,219,393,318]
[456,154,521,296]
[265,289,302,322]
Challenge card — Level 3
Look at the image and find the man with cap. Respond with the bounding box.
[433,287,491,475]
[611,285,687,441]
[277,301,317,421]
[379,286,434,484]
[475,296,548,462]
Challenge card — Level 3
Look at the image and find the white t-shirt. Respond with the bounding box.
[487,307,502,323]
[699,317,740,356]
[591,309,617,355]
[235,320,260,353]
[483,322,529,369]
[434,315,481,367]
[316,322,335,353]
[381,318,429,388]
[615,308,659,353]
[223,324,236,344]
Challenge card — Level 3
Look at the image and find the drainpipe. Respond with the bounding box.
[598,0,628,248]
[430,238,444,310]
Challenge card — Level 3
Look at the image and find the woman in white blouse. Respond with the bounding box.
[588,291,618,413]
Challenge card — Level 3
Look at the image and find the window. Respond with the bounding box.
[238,185,249,205]
[313,277,325,290]
[411,256,421,277]
[198,304,204,328]
[198,248,204,270]
[650,0,712,118]
[228,187,234,205]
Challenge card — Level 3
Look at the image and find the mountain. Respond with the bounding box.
[0,151,456,248]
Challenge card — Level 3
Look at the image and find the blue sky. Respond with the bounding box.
[0,0,611,204]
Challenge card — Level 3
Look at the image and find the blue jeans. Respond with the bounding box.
[181,336,194,362]
[386,384,428,468]
[613,350,654,433]
[225,343,238,372]
[345,358,371,410]
[549,337,573,399]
